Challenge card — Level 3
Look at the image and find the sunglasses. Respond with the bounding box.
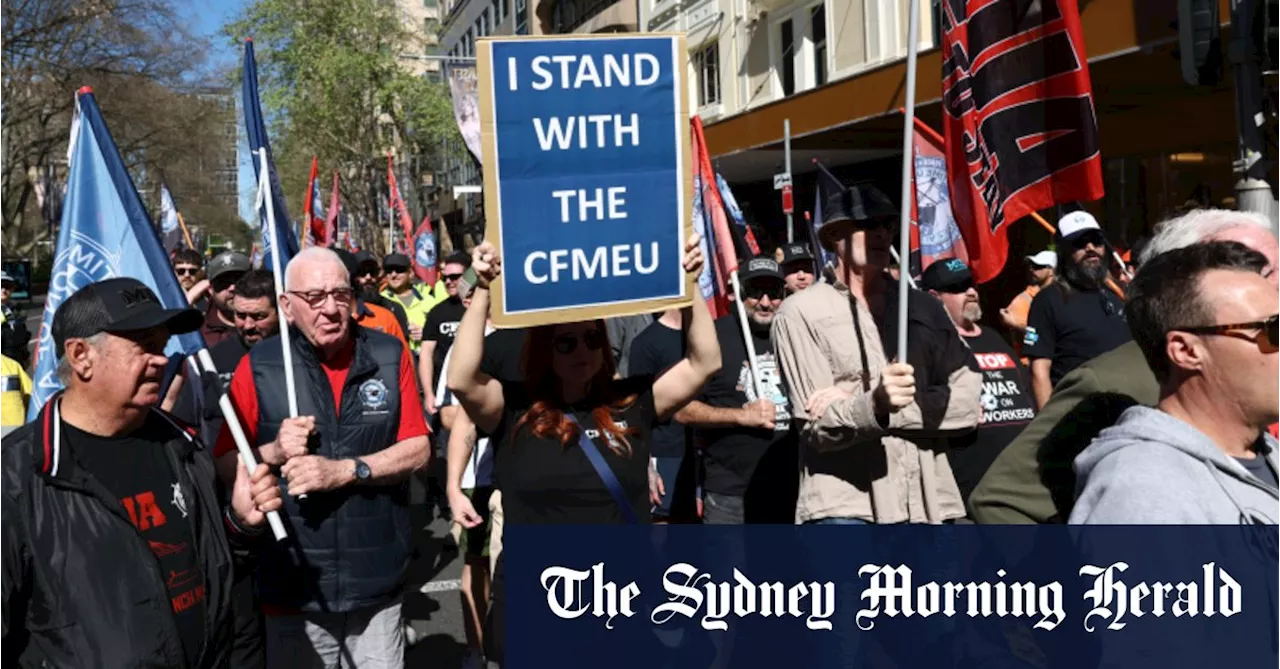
[1072,232,1107,249]
[385,266,410,274]
[442,273,464,282]
[936,280,975,294]
[745,286,785,301]
[287,287,354,309]
[174,266,201,277]
[1177,314,1280,353]
[211,275,242,292]
[356,267,379,277]
[553,329,606,355]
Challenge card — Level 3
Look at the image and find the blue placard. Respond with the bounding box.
[482,35,689,324]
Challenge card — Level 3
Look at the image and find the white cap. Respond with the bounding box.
[1026,250,1057,268]
[1057,211,1101,239]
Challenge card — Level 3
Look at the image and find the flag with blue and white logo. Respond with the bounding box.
[242,38,298,271]
[27,89,207,420]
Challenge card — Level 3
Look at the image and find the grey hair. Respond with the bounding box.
[1137,208,1273,268]
[285,247,349,290]
[56,332,109,384]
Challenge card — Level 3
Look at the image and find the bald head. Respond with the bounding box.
[286,247,349,291]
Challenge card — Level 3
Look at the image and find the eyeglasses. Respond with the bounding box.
[1072,232,1107,250]
[286,287,354,309]
[553,329,606,355]
[174,266,201,277]
[745,286,785,301]
[1176,314,1280,353]
[442,273,464,282]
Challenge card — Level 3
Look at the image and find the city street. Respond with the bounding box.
[405,487,470,665]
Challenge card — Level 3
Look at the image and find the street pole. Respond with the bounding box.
[785,119,793,243]
[896,0,921,360]
[1230,0,1279,231]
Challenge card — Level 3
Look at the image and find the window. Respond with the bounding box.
[693,42,720,107]
[810,4,827,87]
[779,19,796,96]
[494,0,506,25]
[515,0,528,34]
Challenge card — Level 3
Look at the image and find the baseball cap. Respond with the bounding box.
[383,253,412,270]
[774,243,814,266]
[0,271,14,285]
[207,251,251,282]
[52,278,201,357]
[353,250,379,268]
[1026,250,1058,268]
[740,256,785,285]
[1056,211,1102,241]
[921,258,974,292]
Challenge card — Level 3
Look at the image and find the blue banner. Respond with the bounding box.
[242,38,298,271]
[488,36,686,316]
[28,90,206,419]
[506,525,1278,668]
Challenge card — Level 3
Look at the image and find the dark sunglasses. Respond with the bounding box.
[1071,232,1106,249]
[385,266,410,274]
[1177,314,1280,353]
[356,267,379,277]
[174,266,201,277]
[442,273,464,282]
[553,329,606,355]
[211,274,242,292]
[745,286,785,301]
[936,280,975,294]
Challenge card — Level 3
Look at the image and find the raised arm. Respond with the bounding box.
[652,235,721,420]
[446,243,505,434]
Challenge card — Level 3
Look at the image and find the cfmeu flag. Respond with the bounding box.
[387,155,416,253]
[243,38,299,270]
[411,215,438,286]
[691,116,757,318]
[325,171,340,247]
[28,89,206,419]
[910,118,968,276]
[158,183,185,255]
[941,0,1104,283]
[302,156,326,246]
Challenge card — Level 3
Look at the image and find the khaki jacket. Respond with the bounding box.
[772,281,981,524]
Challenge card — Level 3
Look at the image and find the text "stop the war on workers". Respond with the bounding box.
[506,51,662,284]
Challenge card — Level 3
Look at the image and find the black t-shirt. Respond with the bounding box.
[67,419,207,667]
[625,320,687,459]
[699,315,796,500]
[172,336,251,431]
[1235,445,1279,489]
[423,297,467,382]
[1022,283,1131,385]
[481,327,527,383]
[495,376,657,524]
[950,327,1037,502]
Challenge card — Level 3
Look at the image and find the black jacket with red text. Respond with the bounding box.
[1,395,249,668]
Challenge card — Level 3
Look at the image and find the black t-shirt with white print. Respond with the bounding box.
[68,419,207,668]
[495,376,658,525]
[423,297,467,383]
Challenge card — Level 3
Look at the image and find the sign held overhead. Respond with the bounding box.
[478,34,693,327]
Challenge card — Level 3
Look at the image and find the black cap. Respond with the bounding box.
[353,250,379,268]
[920,258,974,292]
[822,182,897,226]
[774,243,814,266]
[740,256,785,285]
[383,253,412,270]
[52,278,201,357]
[207,251,250,282]
[333,249,359,279]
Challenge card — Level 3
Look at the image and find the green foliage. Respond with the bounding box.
[226,0,461,252]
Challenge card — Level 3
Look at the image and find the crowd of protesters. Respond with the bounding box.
[1,190,1276,667]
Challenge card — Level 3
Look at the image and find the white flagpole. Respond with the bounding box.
[897,0,922,359]
[257,149,306,502]
[729,271,767,401]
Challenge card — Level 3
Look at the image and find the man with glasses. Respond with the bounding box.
[215,247,429,667]
[420,251,471,418]
[1070,241,1278,524]
[201,251,250,348]
[172,248,206,300]
[380,252,444,354]
[676,257,798,524]
[351,251,412,336]
[922,258,1035,507]
[1023,212,1131,408]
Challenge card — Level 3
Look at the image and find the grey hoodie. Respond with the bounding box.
[1070,406,1279,524]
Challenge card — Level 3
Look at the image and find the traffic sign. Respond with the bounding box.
[781,184,794,214]
[478,34,693,327]
[773,172,792,190]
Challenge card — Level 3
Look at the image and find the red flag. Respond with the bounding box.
[387,154,416,253]
[410,215,439,286]
[910,117,969,277]
[941,0,1104,284]
[690,117,733,318]
[302,156,326,247]
[325,171,340,247]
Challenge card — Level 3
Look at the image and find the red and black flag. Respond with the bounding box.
[941,0,1105,284]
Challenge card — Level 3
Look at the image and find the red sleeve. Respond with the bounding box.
[214,355,260,458]
[396,345,429,442]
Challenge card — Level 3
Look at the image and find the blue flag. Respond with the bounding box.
[242,38,298,271]
[28,89,207,420]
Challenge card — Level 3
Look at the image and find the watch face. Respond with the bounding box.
[356,461,371,480]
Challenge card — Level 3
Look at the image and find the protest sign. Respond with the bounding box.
[477,34,693,327]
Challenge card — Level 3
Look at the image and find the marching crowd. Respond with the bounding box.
[1,181,1277,668]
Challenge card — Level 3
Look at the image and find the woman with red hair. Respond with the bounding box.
[449,235,720,665]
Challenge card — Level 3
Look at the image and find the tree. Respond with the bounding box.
[227,0,463,255]
[2,0,245,256]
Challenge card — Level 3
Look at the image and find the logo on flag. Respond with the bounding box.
[415,234,437,273]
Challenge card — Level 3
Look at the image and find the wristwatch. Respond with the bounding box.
[352,458,372,483]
